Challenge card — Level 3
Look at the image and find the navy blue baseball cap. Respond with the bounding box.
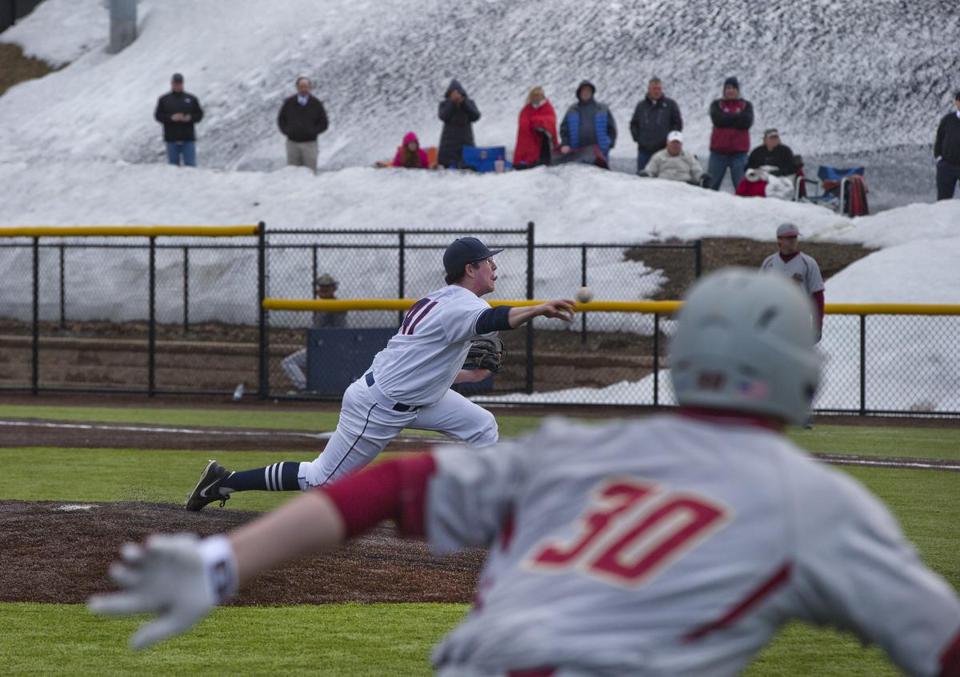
[443,237,503,276]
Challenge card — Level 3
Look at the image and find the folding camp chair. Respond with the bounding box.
[796,165,867,215]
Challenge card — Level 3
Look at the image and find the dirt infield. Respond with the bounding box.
[0,500,483,605]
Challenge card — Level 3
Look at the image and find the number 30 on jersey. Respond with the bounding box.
[525,478,730,587]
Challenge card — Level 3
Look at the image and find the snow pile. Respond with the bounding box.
[2,0,959,411]
[2,0,959,169]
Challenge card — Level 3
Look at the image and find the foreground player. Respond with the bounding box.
[91,269,960,675]
[185,236,574,509]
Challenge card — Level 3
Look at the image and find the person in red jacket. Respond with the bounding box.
[513,86,558,169]
[707,77,754,191]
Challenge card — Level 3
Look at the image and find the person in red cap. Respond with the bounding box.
[760,223,824,342]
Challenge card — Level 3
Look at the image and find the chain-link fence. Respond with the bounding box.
[262,227,533,396]
[0,227,262,395]
[3,225,955,416]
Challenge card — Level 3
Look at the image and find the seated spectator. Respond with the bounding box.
[747,129,796,176]
[513,86,558,169]
[735,166,795,200]
[559,80,617,166]
[641,131,704,184]
[281,274,347,392]
[376,132,430,168]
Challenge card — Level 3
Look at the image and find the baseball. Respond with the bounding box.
[576,286,594,303]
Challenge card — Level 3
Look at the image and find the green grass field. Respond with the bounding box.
[1,403,958,675]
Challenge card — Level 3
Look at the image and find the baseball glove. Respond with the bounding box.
[463,336,504,373]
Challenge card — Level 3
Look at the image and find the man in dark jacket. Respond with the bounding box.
[934,91,960,200]
[154,73,204,167]
[707,76,754,190]
[437,79,481,168]
[278,76,329,173]
[747,128,796,177]
[560,80,617,166]
[629,77,682,173]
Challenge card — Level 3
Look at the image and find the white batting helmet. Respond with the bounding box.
[669,268,821,424]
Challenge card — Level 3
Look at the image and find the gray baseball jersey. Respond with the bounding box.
[760,252,824,295]
[423,415,960,676]
[372,284,493,406]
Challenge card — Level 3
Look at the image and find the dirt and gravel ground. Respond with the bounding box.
[0,500,483,605]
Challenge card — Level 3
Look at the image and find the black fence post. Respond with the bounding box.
[580,244,587,346]
[859,314,866,416]
[58,243,66,330]
[257,221,269,399]
[525,222,535,394]
[311,244,318,289]
[693,239,703,278]
[653,313,660,407]
[147,236,156,397]
[31,237,39,395]
[182,246,189,335]
[397,230,406,326]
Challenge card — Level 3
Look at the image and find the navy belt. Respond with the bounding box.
[365,373,417,412]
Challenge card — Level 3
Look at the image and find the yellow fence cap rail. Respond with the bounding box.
[263,298,960,317]
[0,225,260,238]
[824,303,960,316]
[263,298,685,313]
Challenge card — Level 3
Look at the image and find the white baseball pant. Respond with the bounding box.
[297,374,498,488]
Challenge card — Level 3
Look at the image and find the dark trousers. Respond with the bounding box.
[937,160,960,200]
[636,148,655,173]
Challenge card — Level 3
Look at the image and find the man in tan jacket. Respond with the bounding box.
[641,131,704,184]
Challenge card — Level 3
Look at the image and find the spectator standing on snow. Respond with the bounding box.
[708,76,753,190]
[560,80,618,166]
[629,77,683,173]
[641,131,704,184]
[513,86,558,169]
[747,128,797,177]
[437,79,481,168]
[277,76,329,173]
[934,91,960,200]
[154,73,204,167]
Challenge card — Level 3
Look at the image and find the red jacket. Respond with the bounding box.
[513,100,558,167]
[709,98,753,154]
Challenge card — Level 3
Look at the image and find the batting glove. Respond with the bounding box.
[88,533,238,650]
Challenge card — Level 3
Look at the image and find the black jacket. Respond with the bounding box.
[747,143,796,176]
[437,79,481,167]
[154,91,204,142]
[629,96,682,153]
[935,112,960,165]
[278,95,328,142]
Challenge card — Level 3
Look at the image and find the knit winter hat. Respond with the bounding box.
[724,76,740,91]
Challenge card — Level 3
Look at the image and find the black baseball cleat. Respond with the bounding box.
[185,459,233,511]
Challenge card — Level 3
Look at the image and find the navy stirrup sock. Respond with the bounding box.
[220,462,300,491]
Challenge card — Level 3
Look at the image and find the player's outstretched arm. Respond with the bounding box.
[507,299,575,328]
[89,455,439,650]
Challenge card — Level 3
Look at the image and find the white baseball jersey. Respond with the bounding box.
[371,285,493,406]
[423,415,960,676]
[760,252,824,295]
